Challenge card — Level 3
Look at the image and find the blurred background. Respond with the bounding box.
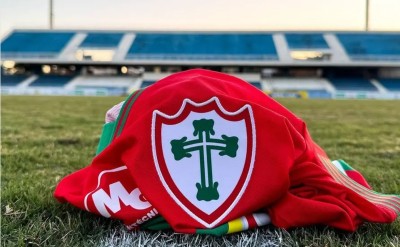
[1,0,400,99]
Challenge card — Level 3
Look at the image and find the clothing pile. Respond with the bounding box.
[55,69,399,235]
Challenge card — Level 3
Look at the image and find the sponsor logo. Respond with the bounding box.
[92,181,151,218]
[84,166,152,218]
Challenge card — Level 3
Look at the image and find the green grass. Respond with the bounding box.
[1,96,399,246]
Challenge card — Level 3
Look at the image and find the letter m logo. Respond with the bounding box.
[83,166,153,220]
[91,181,151,218]
[92,182,151,218]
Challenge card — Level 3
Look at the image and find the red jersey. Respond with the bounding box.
[54,69,399,235]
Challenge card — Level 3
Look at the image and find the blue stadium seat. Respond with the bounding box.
[79,32,124,48]
[140,80,155,88]
[329,78,377,91]
[1,31,75,58]
[378,78,400,91]
[285,33,329,49]
[29,75,74,87]
[1,75,29,87]
[337,33,400,61]
[250,82,262,89]
[127,33,278,60]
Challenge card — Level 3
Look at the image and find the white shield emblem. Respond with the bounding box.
[152,97,256,228]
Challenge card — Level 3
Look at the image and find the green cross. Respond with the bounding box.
[170,119,239,201]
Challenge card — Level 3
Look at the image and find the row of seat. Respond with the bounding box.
[127,33,278,60]
[2,31,400,61]
[2,75,400,92]
[1,32,75,57]
[329,78,377,91]
[337,34,400,60]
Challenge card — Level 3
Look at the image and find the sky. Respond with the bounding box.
[1,0,400,38]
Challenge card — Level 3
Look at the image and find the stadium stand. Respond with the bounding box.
[79,32,124,48]
[1,74,30,87]
[329,78,378,91]
[1,30,400,99]
[1,31,75,58]
[337,33,400,61]
[29,75,75,87]
[378,78,400,91]
[126,33,278,60]
[285,33,329,49]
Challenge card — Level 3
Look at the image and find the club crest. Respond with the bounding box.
[151,97,256,228]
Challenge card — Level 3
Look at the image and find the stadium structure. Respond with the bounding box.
[1,30,400,99]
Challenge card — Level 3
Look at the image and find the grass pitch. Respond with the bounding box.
[1,96,399,246]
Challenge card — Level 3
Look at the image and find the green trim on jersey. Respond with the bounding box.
[94,89,144,155]
[113,89,143,138]
[337,159,354,171]
[96,122,116,155]
[141,216,230,235]
[195,223,229,236]
[337,160,400,198]
[141,216,172,231]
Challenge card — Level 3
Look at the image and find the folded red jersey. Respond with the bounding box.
[54,69,399,235]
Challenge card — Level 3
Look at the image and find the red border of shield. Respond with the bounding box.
[153,99,254,226]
